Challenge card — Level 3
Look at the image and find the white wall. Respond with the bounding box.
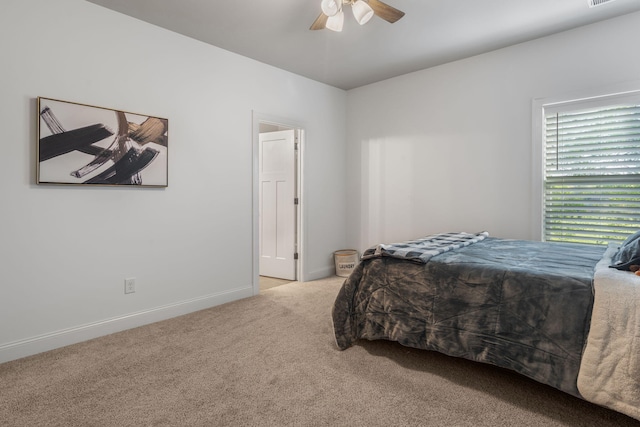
[346,11,640,253]
[0,0,347,362]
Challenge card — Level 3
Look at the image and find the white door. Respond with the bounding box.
[259,130,296,280]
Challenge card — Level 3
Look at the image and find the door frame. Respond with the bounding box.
[251,111,305,295]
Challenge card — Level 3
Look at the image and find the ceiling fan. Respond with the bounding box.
[310,0,405,32]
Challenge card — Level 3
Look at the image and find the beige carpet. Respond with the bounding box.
[259,276,293,291]
[1,276,638,426]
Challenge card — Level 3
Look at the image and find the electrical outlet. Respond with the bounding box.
[124,278,136,294]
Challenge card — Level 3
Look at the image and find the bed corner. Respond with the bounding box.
[578,243,640,421]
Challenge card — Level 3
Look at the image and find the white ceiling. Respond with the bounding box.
[86,0,640,90]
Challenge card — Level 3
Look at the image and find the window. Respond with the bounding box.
[539,92,640,245]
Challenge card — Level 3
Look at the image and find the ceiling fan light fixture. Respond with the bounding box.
[352,0,374,25]
[325,9,344,32]
[311,0,404,31]
[321,0,342,17]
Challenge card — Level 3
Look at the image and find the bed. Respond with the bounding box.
[332,232,640,420]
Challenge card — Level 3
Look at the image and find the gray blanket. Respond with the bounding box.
[332,237,606,397]
[361,231,489,264]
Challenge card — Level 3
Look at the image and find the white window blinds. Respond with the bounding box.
[544,101,640,245]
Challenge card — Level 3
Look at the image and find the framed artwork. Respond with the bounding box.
[37,97,168,187]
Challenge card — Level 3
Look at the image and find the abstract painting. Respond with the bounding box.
[37,97,168,187]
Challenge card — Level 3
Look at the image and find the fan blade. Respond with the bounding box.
[368,0,405,23]
[310,13,328,30]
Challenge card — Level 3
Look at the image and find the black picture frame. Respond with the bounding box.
[37,97,168,187]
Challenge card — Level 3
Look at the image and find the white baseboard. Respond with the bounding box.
[303,265,336,282]
[0,287,253,364]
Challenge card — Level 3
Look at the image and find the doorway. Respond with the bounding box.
[252,113,304,295]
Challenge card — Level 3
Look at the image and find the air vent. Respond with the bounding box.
[588,0,616,7]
